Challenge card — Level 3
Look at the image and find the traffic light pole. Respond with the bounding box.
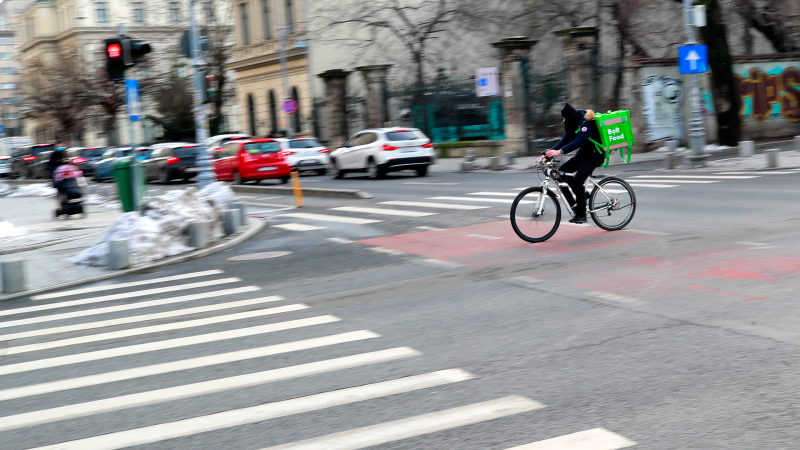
[189,0,216,189]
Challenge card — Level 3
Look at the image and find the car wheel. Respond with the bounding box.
[366,159,383,179]
[330,160,344,179]
[233,170,244,185]
[316,168,327,176]
[416,165,429,177]
[160,169,170,185]
[281,176,290,184]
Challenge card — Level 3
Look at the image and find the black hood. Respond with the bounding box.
[562,104,579,135]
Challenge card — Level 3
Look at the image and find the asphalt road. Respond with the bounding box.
[4,165,800,449]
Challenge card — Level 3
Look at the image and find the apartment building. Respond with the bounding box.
[0,1,25,137]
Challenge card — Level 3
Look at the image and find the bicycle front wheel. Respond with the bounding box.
[589,176,636,231]
[510,187,561,243]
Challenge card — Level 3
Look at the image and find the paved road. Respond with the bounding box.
[5,166,800,449]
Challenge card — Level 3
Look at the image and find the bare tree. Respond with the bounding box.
[202,2,235,136]
[733,0,798,53]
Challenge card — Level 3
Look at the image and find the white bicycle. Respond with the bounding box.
[510,154,637,243]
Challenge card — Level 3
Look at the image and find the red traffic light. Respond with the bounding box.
[107,43,121,58]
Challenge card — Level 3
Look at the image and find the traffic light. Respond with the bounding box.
[130,39,152,64]
[104,36,152,82]
[205,73,216,104]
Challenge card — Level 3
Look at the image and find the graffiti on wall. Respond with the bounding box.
[735,65,800,125]
[641,75,685,143]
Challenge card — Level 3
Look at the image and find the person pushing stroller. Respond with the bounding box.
[53,159,86,218]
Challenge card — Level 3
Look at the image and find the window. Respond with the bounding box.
[204,2,214,23]
[386,131,422,141]
[239,2,250,46]
[245,142,280,154]
[1,83,16,90]
[354,133,377,146]
[268,90,277,134]
[2,68,16,74]
[285,0,294,31]
[0,53,10,60]
[291,86,301,133]
[247,94,256,136]
[5,112,17,120]
[3,97,19,104]
[261,0,272,40]
[288,139,322,149]
[95,2,108,23]
[169,2,180,22]
[133,3,145,22]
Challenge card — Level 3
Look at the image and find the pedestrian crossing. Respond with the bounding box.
[0,270,636,449]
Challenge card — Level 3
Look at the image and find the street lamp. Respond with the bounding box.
[188,0,215,189]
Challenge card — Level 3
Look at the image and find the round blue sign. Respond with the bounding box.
[282,99,299,114]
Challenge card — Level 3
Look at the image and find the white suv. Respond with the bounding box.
[330,128,434,179]
[276,137,330,176]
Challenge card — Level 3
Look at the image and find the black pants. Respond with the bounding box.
[559,154,601,217]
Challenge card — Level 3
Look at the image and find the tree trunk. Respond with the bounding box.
[698,0,741,146]
[735,0,798,53]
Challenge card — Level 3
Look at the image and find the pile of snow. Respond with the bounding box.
[704,144,730,152]
[84,194,122,210]
[74,183,238,267]
[8,184,56,197]
[0,180,10,196]
[0,221,26,239]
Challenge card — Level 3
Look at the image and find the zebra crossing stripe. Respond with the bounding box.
[0,286,262,330]
[0,278,242,318]
[504,428,636,449]
[428,196,516,204]
[261,396,544,450]
[0,295,283,341]
[32,270,225,300]
[0,348,422,433]
[1,304,310,356]
[466,192,520,197]
[283,212,381,224]
[631,175,757,179]
[0,331,380,402]
[379,201,489,210]
[273,223,326,231]
[0,315,341,376]
[26,369,474,450]
[330,206,437,217]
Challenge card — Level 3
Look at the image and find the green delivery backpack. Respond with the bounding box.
[577,110,635,168]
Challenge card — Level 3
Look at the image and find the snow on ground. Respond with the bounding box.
[0,221,26,239]
[0,181,10,196]
[74,183,238,267]
[84,194,122,210]
[8,184,56,197]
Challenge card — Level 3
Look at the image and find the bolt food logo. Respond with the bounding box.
[607,127,626,142]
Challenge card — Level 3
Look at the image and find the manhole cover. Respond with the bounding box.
[227,251,292,261]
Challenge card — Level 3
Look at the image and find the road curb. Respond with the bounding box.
[0,217,266,302]
[0,231,104,256]
[231,185,373,199]
[3,179,50,185]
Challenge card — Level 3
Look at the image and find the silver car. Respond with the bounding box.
[276,138,330,176]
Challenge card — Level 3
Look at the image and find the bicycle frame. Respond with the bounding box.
[533,164,619,218]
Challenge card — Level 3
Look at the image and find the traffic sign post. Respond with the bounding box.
[282,99,299,115]
[681,0,708,166]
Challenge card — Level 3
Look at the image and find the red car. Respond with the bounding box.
[212,138,292,184]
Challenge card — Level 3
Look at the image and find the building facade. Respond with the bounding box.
[17,0,237,146]
[0,1,25,137]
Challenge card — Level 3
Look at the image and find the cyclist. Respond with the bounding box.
[541,104,604,224]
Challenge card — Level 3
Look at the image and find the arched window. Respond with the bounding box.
[285,0,294,32]
[291,87,301,133]
[268,91,278,135]
[247,94,256,136]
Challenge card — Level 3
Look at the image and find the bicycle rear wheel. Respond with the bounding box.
[589,176,636,231]
[510,187,561,243]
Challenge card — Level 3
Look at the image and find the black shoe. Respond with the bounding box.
[569,215,588,224]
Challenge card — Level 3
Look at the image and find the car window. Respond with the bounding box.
[173,146,197,157]
[224,143,238,157]
[102,149,116,159]
[288,139,322,149]
[244,142,281,154]
[344,134,360,147]
[31,145,54,156]
[81,148,105,158]
[385,131,422,141]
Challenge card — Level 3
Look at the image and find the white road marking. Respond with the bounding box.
[419,258,463,268]
[330,206,437,217]
[716,171,794,175]
[467,192,519,197]
[262,397,544,450]
[415,226,446,231]
[1,304,310,356]
[468,234,503,240]
[237,195,279,200]
[283,212,381,224]
[510,187,528,190]
[32,270,225,300]
[29,369,475,450]
[379,201,489,210]
[246,202,296,208]
[369,247,405,255]
[505,428,636,450]
[627,183,677,188]
[627,179,718,184]
[512,276,544,285]
[0,331,379,402]
[1,278,242,318]
[273,223,326,231]
[403,182,460,185]
[0,296,283,341]
[327,237,354,244]
[0,286,261,331]
[429,196,515,204]
[0,316,340,376]
[631,175,758,179]
[588,291,642,304]
[0,348,421,433]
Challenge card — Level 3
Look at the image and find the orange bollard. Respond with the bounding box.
[291,170,304,208]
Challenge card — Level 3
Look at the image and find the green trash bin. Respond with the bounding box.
[112,157,146,212]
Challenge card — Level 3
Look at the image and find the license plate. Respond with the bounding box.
[300,160,317,165]
[258,166,278,172]
[185,167,198,172]
[401,148,418,153]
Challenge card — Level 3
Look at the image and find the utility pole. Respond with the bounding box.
[189,0,216,189]
[683,0,707,165]
[277,25,294,138]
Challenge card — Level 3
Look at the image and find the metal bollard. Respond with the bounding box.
[795,136,800,152]
[664,153,675,170]
[223,209,239,236]
[739,141,755,158]
[464,149,477,162]
[229,200,247,226]
[1,259,26,294]
[489,156,502,171]
[505,151,517,165]
[188,221,209,249]
[667,140,679,152]
[460,161,475,172]
[108,238,130,270]
[766,149,779,168]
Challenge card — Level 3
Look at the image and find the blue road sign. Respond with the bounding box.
[479,78,488,87]
[126,79,142,122]
[678,45,709,74]
[0,125,6,134]
[282,99,298,114]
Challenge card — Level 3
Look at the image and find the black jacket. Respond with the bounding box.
[552,110,603,163]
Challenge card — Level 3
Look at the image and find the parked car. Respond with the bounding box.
[275,137,329,176]
[66,147,105,177]
[205,134,251,156]
[212,138,291,184]
[0,155,10,178]
[10,143,55,179]
[93,147,134,182]
[145,143,200,184]
[329,128,434,179]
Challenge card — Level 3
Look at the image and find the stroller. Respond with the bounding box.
[53,164,87,219]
